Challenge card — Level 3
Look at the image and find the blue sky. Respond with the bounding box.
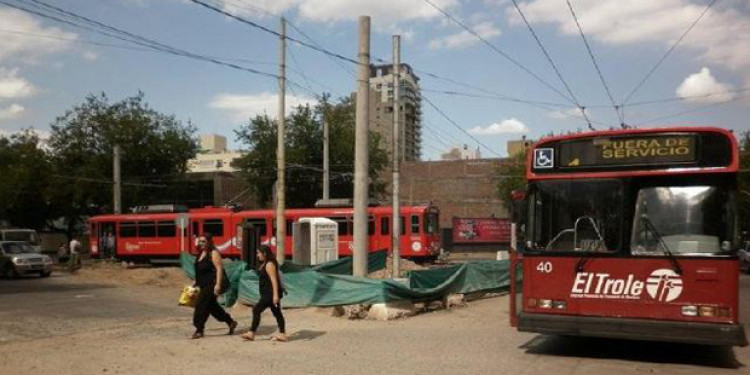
[1,0,749,159]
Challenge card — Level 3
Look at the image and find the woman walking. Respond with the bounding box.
[241,245,287,342]
[191,233,238,339]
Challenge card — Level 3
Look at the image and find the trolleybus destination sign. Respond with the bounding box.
[559,135,696,168]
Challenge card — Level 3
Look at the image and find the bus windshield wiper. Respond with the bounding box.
[640,215,683,275]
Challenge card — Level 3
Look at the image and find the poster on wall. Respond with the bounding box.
[452,218,511,243]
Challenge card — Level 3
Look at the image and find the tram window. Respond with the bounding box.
[138,222,156,238]
[401,216,406,235]
[411,215,420,234]
[246,219,267,236]
[157,221,176,237]
[286,219,294,237]
[203,219,224,237]
[329,216,349,236]
[192,221,199,237]
[424,213,439,234]
[381,217,390,235]
[368,216,375,235]
[120,222,137,238]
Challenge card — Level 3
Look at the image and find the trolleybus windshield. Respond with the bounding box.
[631,185,735,255]
[527,179,622,253]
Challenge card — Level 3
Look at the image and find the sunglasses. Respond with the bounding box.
[197,240,207,244]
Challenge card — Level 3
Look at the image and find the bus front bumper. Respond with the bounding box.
[518,312,748,347]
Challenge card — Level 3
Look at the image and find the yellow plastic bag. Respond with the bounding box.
[179,286,199,308]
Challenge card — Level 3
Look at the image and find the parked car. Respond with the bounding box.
[0,229,42,252]
[0,241,53,278]
[740,244,750,274]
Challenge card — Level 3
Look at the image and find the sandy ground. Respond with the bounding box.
[1,267,749,375]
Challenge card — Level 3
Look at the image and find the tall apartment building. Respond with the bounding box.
[368,63,422,162]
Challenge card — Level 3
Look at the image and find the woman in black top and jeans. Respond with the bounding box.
[192,233,238,339]
[241,245,286,342]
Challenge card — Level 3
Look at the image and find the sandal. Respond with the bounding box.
[271,334,288,342]
[228,320,238,335]
[240,332,255,341]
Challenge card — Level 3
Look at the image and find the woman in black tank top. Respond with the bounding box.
[240,245,286,342]
[191,233,237,339]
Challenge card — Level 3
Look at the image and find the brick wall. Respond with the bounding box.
[382,158,511,229]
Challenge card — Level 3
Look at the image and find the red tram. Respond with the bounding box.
[88,205,440,262]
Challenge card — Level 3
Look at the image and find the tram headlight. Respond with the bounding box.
[681,305,698,317]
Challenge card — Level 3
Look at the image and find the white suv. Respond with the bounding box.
[0,241,53,278]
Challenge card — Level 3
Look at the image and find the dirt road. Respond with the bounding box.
[1,271,749,375]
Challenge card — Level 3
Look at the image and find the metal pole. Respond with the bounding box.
[275,17,286,265]
[391,35,401,278]
[113,145,121,214]
[323,111,330,201]
[352,16,370,277]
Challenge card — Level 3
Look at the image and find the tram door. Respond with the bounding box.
[242,219,265,270]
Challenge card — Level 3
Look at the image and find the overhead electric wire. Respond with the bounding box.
[188,0,361,65]
[3,0,279,79]
[587,86,750,108]
[422,95,500,157]
[511,0,594,129]
[421,0,576,106]
[632,93,750,127]
[564,0,623,127]
[622,0,720,105]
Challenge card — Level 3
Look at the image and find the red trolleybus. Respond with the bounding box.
[509,127,748,346]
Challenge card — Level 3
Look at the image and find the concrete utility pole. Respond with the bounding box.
[391,35,401,278]
[352,16,370,277]
[323,111,330,201]
[276,17,286,265]
[113,145,122,214]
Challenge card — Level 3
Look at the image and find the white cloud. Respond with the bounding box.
[214,0,458,26]
[508,0,750,80]
[0,104,25,121]
[547,107,585,120]
[209,92,317,121]
[428,21,502,50]
[468,118,528,135]
[676,67,734,103]
[0,8,78,63]
[83,51,99,62]
[0,68,37,100]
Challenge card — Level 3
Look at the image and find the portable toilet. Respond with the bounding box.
[292,218,338,265]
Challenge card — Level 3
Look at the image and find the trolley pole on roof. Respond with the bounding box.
[391,35,401,278]
[352,16,370,277]
[113,145,122,214]
[275,17,286,265]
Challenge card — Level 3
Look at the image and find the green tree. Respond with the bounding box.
[47,92,198,233]
[0,130,55,229]
[495,152,527,210]
[234,96,389,208]
[737,131,750,237]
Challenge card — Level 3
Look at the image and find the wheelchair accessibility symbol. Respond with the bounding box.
[534,148,554,169]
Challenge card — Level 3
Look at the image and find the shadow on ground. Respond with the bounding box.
[521,335,744,369]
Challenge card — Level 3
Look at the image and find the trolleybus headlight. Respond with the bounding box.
[552,300,566,310]
[698,306,717,317]
[538,299,553,309]
[681,305,698,317]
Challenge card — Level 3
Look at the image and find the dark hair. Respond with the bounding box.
[201,233,216,251]
[258,244,277,264]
